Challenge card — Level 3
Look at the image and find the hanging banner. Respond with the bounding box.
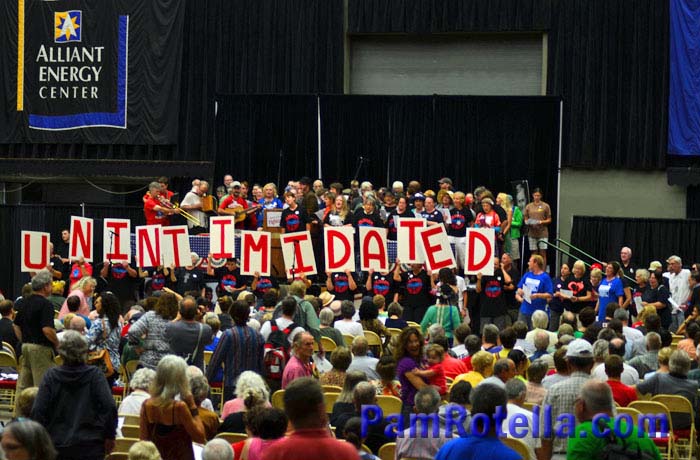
[209,216,235,259]
[161,225,190,267]
[465,228,495,276]
[69,216,93,262]
[135,224,161,268]
[2,0,186,144]
[21,231,51,272]
[280,231,317,277]
[239,230,271,277]
[103,218,130,263]
[359,227,388,272]
[419,225,456,272]
[324,227,355,273]
[397,218,425,263]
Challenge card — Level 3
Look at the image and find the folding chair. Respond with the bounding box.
[376,395,402,415]
[324,392,340,414]
[216,432,248,443]
[364,330,383,357]
[321,336,337,352]
[629,400,674,460]
[378,442,396,460]
[271,389,285,410]
[500,437,530,459]
[652,394,697,460]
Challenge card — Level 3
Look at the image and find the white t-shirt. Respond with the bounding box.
[180,191,207,228]
[666,269,691,312]
[334,319,364,337]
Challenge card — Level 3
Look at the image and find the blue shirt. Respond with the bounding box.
[518,271,553,315]
[597,277,624,321]
[436,435,521,460]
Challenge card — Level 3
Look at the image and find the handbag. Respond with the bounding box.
[87,318,116,377]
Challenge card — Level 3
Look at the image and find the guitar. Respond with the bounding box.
[219,204,262,223]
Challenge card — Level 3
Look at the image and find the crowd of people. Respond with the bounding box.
[0,175,698,460]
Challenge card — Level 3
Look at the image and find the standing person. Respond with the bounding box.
[218,180,248,217]
[180,180,210,234]
[619,247,636,281]
[386,196,414,241]
[59,276,96,319]
[476,257,513,332]
[143,181,179,226]
[206,256,249,299]
[14,270,58,393]
[32,330,118,460]
[85,292,123,384]
[281,332,317,389]
[446,192,474,272]
[279,191,309,233]
[165,297,213,371]
[99,261,139,312]
[565,260,592,314]
[505,194,523,264]
[256,183,284,230]
[523,187,552,269]
[207,300,265,401]
[515,255,553,329]
[394,261,435,323]
[666,255,691,332]
[323,194,351,227]
[394,327,428,422]
[641,271,672,330]
[595,261,624,323]
[127,292,179,369]
[422,196,444,226]
[420,284,461,347]
[326,269,357,302]
[549,263,572,331]
[501,252,521,325]
[365,268,396,305]
[140,355,206,460]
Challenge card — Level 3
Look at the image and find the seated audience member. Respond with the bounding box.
[525,358,548,405]
[435,383,520,460]
[0,299,19,355]
[334,381,390,453]
[1,420,58,460]
[453,351,494,388]
[318,307,345,347]
[127,440,162,460]
[330,371,368,429]
[230,406,287,460]
[567,380,660,459]
[613,308,645,357]
[451,323,472,359]
[343,417,380,460]
[676,322,699,361]
[512,321,535,355]
[14,387,39,419]
[636,349,699,430]
[481,324,502,354]
[219,382,269,434]
[461,335,483,371]
[591,337,639,385]
[190,375,219,440]
[118,368,157,415]
[320,346,352,388]
[439,380,471,431]
[508,349,529,381]
[627,331,661,378]
[384,302,408,330]
[604,355,637,407]
[334,301,363,336]
[542,347,570,389]
[347,336,379,380]
[396,386,451,460]
[525,310,558,349]
[371,355,401,397]
[576,307,597,338]
[644,346,672,380]
[496,327,517,359]
[201,438,233,460]
[501,379,541,460]
[64,294,92,329]
[480,358,515,389]
[359,299,389,349]
[221,371,271,419]
[530,330,551,362]
[261,377,359,460]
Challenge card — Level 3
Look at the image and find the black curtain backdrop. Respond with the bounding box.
[214,95,319,186]
[0,204,144,298]
[569,216,700,270]
[349,0,669,170]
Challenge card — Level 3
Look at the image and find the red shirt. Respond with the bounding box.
[462,355,473,372]
[261,428,358,460]
[607,379,638,407]
[427,363,447,395]
[219,195,248,212]
[442,355,469,380]
[144,196,167,226]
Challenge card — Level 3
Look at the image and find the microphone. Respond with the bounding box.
[108,231,118,236]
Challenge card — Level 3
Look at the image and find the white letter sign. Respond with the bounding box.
[135,225,161,268]
[69,216,93,262]
[240,231,272,276]
[324,227,355,273]
[359,227,388,272]
[397,218,425,263]
[103,218,131,263]
[465,228,495,276]
[161,225,191,267]
[280,231,317,277]
[21,231,50,272]
[419,225,456,272]
[209,216,235,259]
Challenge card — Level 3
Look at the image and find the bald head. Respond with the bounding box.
[68,315,86,334]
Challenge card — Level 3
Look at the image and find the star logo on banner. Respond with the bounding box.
[55,11,82,43]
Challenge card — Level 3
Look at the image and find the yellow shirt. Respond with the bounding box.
[453,371,484,388]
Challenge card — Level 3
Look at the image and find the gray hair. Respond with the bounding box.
[635,269,650,283]
[613,308,630,322]
[580,379,614,413]
[532,310,549,329]
[669,349,691,376]
[31,270,53,291]
[148,181,161,191]
[645,332,661,351]
[534,330,550,351]
[427,324,445,341]
[151,355,191,403]
[592,339,610,360]
[234,371,270,402]
[505,378,526,400]
[319,307,335,326]
[351,335,369,356]
[129,368,156,391]
[189,374,210,406]
[3,420,57,460]
[201,438,234,460]
[352,381,376,407]
[493,358,513,376]
[414,386,441,414]
[58,330,88,365]
[128,440,161,460]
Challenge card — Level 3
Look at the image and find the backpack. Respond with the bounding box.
[272,296,309,331]
[597,418,657,460]
[263,320,298,380]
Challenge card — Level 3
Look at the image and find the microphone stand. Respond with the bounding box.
[352,156,369,182]
[290,238,299,279]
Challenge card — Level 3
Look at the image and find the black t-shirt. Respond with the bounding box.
[424,209,443,225]
[280,206,307,233]
[253,275,278,299]
[328,272,356,301]
[400,270,434,309]
[14,294,55,347]
[365,272,395,301]
[642,285,671,327]
[447,208,474,237]
[478,269,508,317]
[503,266,521,308]
[494,204,508,225]
[213,267,248,294]
[175,267,206,295]
[690,285,700,310]
[563,275,591,314]
[386,210,414,241]
[353,209,383,229]
[146,267,170,292]
[549,276,569,313]
[104,263,137,305]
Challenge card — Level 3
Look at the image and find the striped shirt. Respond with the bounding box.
[206,324,265,388]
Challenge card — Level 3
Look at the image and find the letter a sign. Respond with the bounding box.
[465,229,495,276]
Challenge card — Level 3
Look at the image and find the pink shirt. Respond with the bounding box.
[261,428,358,460]
[58,289,90,319]
[281,355,314,389]
[221,398,271,419]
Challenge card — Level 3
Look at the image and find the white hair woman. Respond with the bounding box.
[118,368,156,416]
[58,275,96,319]
[140,355,205,460]
[221,371,271,419]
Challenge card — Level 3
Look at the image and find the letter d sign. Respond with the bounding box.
[465,229,495,276]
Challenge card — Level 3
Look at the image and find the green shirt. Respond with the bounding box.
[420,304,461,338]
[567,420,661,460]
[510,207,523,238]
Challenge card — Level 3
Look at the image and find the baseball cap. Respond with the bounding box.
[648,261,662,271]
[298,176,312,186]
[438,177,453,185]
[565,339,593,358]
[231,181,241,188]
[413,192,425,201]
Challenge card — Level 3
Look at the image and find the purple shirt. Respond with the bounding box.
[281,355,313,389]
[397,356,426,406]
